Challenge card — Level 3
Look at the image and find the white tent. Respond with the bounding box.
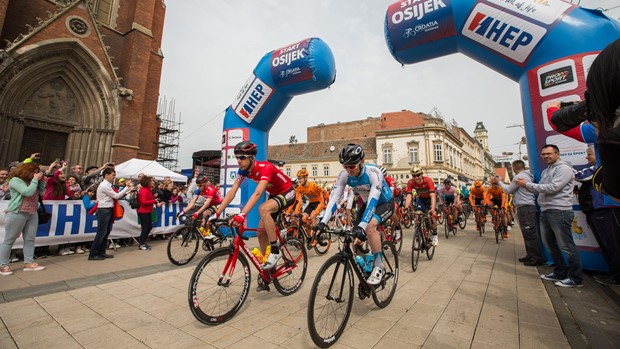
[114,159,187,183]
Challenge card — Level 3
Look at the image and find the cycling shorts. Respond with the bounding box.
[490,198,503,207]
[269,187,296,221]
[415,197,433,212]
[355,198,395,227]
[303,201,321,216]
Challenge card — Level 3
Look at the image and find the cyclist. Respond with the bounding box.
[404,166,438,246]
[438,179,461,224]
[339,184,355,230]
[315,143,394,285]
[180,175,211,217]
[469,180,488,231]
[211,141,296,274]
[485,177,509,238]
[294,169,327,245]
[180,175,223,232]
[379,166,402,237]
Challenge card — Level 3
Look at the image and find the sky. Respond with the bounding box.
[159,0,620,170]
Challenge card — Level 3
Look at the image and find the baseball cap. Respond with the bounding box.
[118,178,126,184]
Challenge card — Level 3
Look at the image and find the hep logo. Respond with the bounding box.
[467,12,533,51]
[239,84,266,118]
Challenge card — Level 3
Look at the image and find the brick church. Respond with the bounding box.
[0,0,166,167]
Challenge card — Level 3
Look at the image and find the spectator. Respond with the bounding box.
[0,168,8,198]
[81,163,114,191]
[0,162,46,276]
[66,175,82,200]
[153,180,164,200]
[497,160,544,266]
[170,186,183,204]
[137,175,163,251]
[77,186,98,255]
[70,164,84,182]
[88,167,130,261]
[574,146,620,286]
[44,161,68,200]
[516,144,582,288]
[162,182,173,204]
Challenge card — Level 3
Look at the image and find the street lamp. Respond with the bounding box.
[506,124,526,159]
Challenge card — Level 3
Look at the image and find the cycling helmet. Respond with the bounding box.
[378,167,387,176]
[234,141,258,156]
[196,174,208,184]
[461,185,467,190]
[339,143,365,165]
[443,178,451,185]
[296,169,309,177]
[410,166,423,176]
[473,180,483,187]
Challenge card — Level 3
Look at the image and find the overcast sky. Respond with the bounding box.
[159,0,620,170]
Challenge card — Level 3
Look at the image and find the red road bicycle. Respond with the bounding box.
[188,219,307,325]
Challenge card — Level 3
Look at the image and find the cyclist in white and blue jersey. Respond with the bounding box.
[315,143,394,285]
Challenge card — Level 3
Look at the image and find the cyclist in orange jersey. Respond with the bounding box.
[294,169,326,242]
[485,177,509,237]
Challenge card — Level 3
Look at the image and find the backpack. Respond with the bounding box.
[129,192,140,209]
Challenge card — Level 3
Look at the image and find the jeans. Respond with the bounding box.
[90,208,113,257]
[0,211,38,266]
[540,209,583,283]
[516,205,544,262]
[586,208,620,281]
[138,212,153,245]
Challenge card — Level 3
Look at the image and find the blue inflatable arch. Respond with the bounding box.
[384,0,620,270]
[220,38,336,231]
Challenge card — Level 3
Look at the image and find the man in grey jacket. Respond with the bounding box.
[516,144,582,288]
[497,160,544,266]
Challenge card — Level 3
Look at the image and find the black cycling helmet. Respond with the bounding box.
[339,143,365,165]
[443,178,451,185]
[234,141,258,156]
[196,174,209,184]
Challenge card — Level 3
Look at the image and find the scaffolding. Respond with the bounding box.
[157,97,181,171]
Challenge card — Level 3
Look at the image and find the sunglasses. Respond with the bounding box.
[411,174,422,178]
[343,164,358,170]
[236,156,249,160]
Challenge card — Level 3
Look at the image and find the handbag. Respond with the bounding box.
[113,200,124,219]
[38,196,51,225]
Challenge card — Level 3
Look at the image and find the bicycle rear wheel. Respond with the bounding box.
[426,234,436,260]
[273,237,308,295]
[411,227,421,272]
[403,213,412,229]
[188,248,250,325]
[307,255,354,348]
[458,212,467,230]
[372,241,399,308]
[314,230,332,256]
[167,228,199,266]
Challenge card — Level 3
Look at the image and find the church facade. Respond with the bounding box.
[0,0,166,167]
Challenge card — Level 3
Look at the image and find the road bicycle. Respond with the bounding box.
[167,215,228,266]
[307,228,398,348]
[442,204,467,239]
[188,219,307,325]
[400,205,413,229]
[473,205,486,237]
[379,218,403,255]
[489,205,507,244]
[411,210,436,272]
[436,203,446,225]
[285,213,331,255]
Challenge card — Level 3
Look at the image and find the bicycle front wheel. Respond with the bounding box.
[426,235,436,260]
[372,241,399,308]
[437,212,444,224]
[307,255,354,348]
[167,228,199,266]
[458,212,467,230]
[314,230,332,256]
[411,227,421,272]
[188,248,250,325]
[444,218,450,239]
[392,225,403,255]
[273,237,308,295]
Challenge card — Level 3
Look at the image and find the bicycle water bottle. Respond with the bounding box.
[355,255,366,270]
[199,226,211,238]
[251,248,264,263]
[363,254,374,274]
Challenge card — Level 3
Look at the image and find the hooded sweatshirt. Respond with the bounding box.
[525,160,575,211]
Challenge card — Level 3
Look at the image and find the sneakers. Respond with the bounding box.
[503,232,510,238]
[393,231,401,241]
[262,252,281,270]
[366,266,385,285]
[518,256,531,263]
[23,263,45,272]
[0,266,13,276]
[139,244,152,251]
[540,272,564,282]
[9,254,19,263]
[58,248,74,256]
[506,225,512,231]
[109,241,121,249]
[431,236,438,246]
[75,247,85,254]
[555,278,583,288]
[594,277,620,286]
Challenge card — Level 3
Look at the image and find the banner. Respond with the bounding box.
[0,200,184,248]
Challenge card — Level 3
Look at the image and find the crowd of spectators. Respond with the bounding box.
[0,154,190,273]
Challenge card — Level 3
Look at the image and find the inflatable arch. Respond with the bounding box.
[219,38,336,231]
[384,0,620,270]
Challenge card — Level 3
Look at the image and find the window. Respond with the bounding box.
[312,165,318,177]
[91,0,118,27]
[323,165,329,177]
[383,148,392,164]
[434,143,443,162]
[408,146,419,163]
[285,167,291,177]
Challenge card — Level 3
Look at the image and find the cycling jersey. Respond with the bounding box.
[438,185,457,204]
[197,185,223,206]
[296,181,325,203]
[321,165,393,230]
[485,185,506,207]
[469,187,487,206]
[406,176,436,199]
[237,160,291,196]
[461,188,470,200]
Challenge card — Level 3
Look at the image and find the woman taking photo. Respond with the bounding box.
[137,175,163,251]
[0,162,46,276]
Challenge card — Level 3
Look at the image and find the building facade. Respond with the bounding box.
[268,110,496,188]
[0,0,166,167]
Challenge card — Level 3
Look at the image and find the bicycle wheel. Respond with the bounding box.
[403,213,412,229]
[307,255,354,348]
[437,211,444,224]
[444,217,450,239]
[314,230,332,256]
[480,222,485,236]
[426,230,436,260]
[167,228,199,266]
[372,241,398,308]
[458,212,467,230]
[273,237,308,295]
[188,248,250,325]
[392,225,403,255]
[411,227,421,272]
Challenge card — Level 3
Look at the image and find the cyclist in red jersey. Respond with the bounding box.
[180,175,223,225]
[404,166,438,246]
[379,167,401,237]
[213,141,296,273]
